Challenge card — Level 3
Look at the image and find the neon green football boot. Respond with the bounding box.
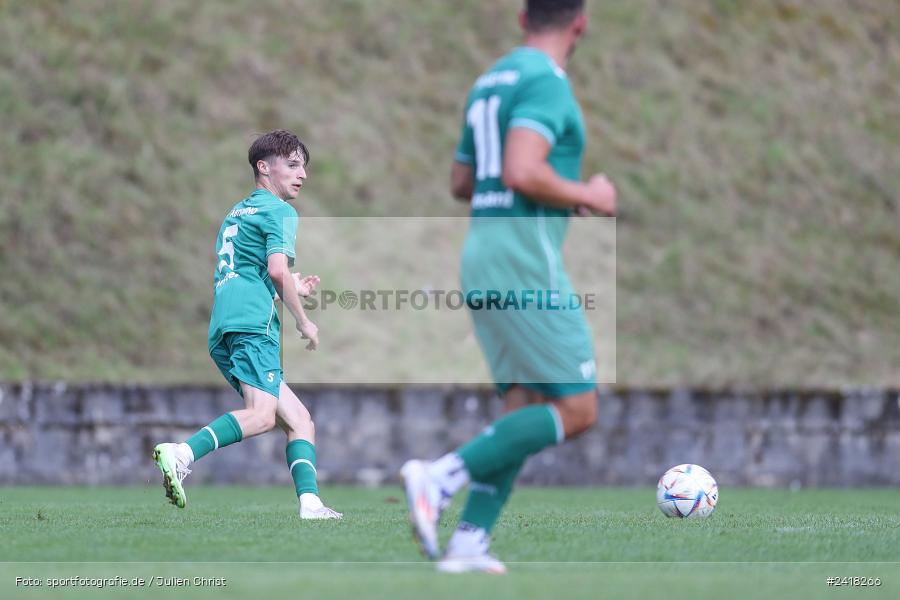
[152,443,191,508]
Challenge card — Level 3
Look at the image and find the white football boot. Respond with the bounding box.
[400,459,444,559]
[152,443,192,508]
[437,553,508,575]
[437,524,507,574]
[299,493,343,520]
[299,505,343,520]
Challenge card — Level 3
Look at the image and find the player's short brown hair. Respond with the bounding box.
[248,129,310,178]
[525,0,585,32]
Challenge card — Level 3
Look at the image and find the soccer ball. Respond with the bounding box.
[656,464,718,518]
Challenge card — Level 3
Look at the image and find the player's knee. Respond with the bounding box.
[287,406,313,429]
[567,412,595,438]
[258,408,277,432]
[580,400,598,431]
[295,417,315,440]
[559,394,598,438]
[281,409,314,439]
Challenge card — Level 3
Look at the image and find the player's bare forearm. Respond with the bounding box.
[285,291,311,327]
[508,166,616,215]
[504,161,588,209]
[271,271,309,325]
[503,128,616,215]
[267,255,309,323]
[267,253,318,349]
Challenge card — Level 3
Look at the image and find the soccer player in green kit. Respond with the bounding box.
[402,0,616,572]
[153,130,341,520]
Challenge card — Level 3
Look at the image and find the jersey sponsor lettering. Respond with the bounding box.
[215,271,240,290]
[474,69,520,89]
[471,190,514,209]
[229,207,258,218]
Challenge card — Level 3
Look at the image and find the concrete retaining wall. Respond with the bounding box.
[1,383,898,487]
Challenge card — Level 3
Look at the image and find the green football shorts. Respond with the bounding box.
[209,332,282,398]
[467,291,598,398]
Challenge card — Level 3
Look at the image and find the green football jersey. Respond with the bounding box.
[456,47,597,393]
[207,188,298,349]
[456,46,586,293]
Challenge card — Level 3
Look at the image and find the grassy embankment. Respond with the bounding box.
[1,1,897,386]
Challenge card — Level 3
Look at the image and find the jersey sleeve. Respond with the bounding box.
[508,71,571,147]
[264,203,298,267]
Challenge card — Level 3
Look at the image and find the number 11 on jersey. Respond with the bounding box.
[468,95,502,181]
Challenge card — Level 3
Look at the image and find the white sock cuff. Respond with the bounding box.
[448,522,489,555]
[430,452,464,472]
[428,452,470,496]
[547,404,565,444]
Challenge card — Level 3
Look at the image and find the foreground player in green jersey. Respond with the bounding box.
[402,0,616,572]
[153,130,341,519]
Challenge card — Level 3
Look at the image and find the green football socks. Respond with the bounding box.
[185,413,243,461]
[460,458,524,532]
[286,439,319,496]
[457,404,562,481]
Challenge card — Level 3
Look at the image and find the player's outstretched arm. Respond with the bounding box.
[503,128,617,215]
[267,253,319,350]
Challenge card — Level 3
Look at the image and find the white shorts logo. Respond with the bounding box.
[267,372,275,383]
[579,360,596,380]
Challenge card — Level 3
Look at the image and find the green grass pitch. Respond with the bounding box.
[3,486,898,599]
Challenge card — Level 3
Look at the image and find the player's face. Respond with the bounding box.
[266,150,307,200]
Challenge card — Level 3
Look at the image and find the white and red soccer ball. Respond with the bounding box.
[656,464,718,519]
